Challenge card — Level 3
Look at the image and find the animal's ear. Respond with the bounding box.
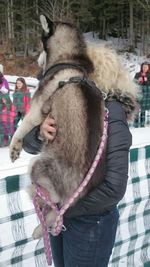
[40,15,53,35]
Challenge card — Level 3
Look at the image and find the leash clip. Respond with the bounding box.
[62,225,67,231]
[102,92,107,100]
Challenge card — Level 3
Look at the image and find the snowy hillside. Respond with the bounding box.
[85,32,149,79]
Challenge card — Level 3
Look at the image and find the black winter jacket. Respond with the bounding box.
[23,100,132,217]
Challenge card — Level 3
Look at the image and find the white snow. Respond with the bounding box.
[84,32,149,79]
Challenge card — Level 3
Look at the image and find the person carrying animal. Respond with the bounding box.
[10,15,138,267]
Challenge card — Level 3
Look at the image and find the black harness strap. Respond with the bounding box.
[42,62,103,99]
[43,63,87,79]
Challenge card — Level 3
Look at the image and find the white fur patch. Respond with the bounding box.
[37,51,47,70]
[40,15,49,34]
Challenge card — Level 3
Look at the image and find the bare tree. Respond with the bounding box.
[136,0,150,10]
[129,0,134,49]
[7,0,14,53]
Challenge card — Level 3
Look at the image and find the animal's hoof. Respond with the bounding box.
[9,139,23,162]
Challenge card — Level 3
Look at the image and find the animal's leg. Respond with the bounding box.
[29,157,61,239]
[10,100,43,162]
[32,209,57,239]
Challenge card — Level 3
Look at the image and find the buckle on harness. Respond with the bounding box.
[59,81,67,88]
[58,77,83,88]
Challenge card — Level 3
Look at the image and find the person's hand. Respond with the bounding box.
[40,116,57,141]
[138,77,143,83]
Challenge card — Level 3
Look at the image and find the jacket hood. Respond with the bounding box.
[87,44,139,120]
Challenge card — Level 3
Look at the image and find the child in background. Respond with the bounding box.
[0,95,16,146]
[13,77,31,129]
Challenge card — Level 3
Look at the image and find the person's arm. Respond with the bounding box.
[65,100,132,218]
[0,86,8,94]
[23,90,31,114]
[146,73,150,85]
[134,72,139,80]
[0,78,9,94]
[4,78,9,90]
[22,117,57,154]
[134,72,143,84]
[22,126,42,154]
[134,73,139,84]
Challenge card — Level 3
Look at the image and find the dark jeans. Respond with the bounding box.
[50,207,119,267]
[134,110,145,127]
[14,111,24,131]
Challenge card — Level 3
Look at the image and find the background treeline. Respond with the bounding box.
[0,0,150,57]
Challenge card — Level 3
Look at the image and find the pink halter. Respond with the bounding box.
[33,108,109,265]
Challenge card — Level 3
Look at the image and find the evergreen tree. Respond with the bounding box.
[0,0,149,56]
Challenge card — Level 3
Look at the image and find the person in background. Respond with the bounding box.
[134,62,150,126]
[0,64,10,95]
[134,62,150,85]
[0,94,16,146]
[13,77,31,130]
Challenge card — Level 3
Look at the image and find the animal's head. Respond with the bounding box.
[37,15,94,74]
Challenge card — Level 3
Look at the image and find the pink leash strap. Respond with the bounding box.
[52,109,109,234]
[33,187,56,265]
[33,108,109,266]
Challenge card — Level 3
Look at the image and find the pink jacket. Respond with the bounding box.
[0,104,16,123]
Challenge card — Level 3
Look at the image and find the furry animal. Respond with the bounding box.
[9,16,106,239]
